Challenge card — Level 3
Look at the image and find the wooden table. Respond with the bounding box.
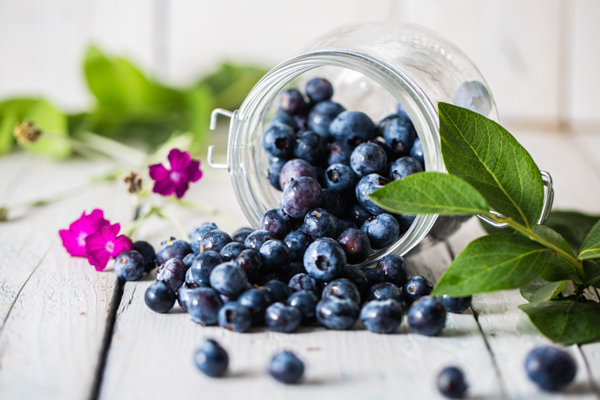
[0,128,599,400]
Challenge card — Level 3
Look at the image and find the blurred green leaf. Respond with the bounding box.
[0,110,16,154]
[185,85,214,152]
[199,63,267,110]
[24,99,71,158]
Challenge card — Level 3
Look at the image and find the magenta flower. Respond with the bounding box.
[85,222,133,271]
[59,209,110,257]
[149,149,202,198]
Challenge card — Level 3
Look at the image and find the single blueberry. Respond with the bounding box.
[376,113,399,136]
[288,273,322,295]
[360,299,404,333]
[177,285,195,312]
[440,295,472,313]
[404,276,434,306]
[325,163,357,193]
[524,346,577,391]
[348,204,372,227]
[330,111,376,147]
[375,255,409,287]
[182,253,196,269]
[259,239,291,271]
[200,230,233,253]
[322,278,360,305]
[261,208,292,239]
[327,141,354,165]
[157,258,187,290]
[341,265,370,303]
[218,302,252,332]
[307,100,346,141]
[316,295,360,330]
[268,158,286,191]
[350,142,388,177]
[190,251,222,287]
[133,240,157,272]
[286,290,318,321]
[262,123,296,159]
[279,89,307,115]
[361,213,400,249]
[145,281,176,313]
[409,138,424,167]
[269,351,304,384]
[437,366,468,398]
[304,238,346,282]
[187,287,224,326]
[189,223,218,253]
[389,156,423,181]
[238,288,272,325]
[360,266,379,287]
[156,238,193,265]
[408,296,447,336]
[334,219,357,237]
[265,302,302,333]
[220,242,246,262]
[396,214,416,234]
[264,280,293,303]
[336,228,371,265]
[305,77,333,103]
[382,117,416,155]
[210,262,248,298]
[194,339,228,377]
[320,189,347,218]
[244,230,277,251]
[368,282,403,303]
[279,159,317,191]
[284,230,311,262]
[114,250,144,281]
[270,112,299,132]
[184,268,196,286]
[371,136,395,161]
[232,227,254,244]
[302,208,337,240]
[355,174,389,215]
[294,131,327,166]
[281,176,322,219]
[235,249,264,283]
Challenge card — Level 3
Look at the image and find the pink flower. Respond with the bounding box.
[59,209,110,257]
[85,222,133,271]
[149,149,202,198]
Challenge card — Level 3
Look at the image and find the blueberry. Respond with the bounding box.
[302,208,337,240]
[145,281,176,313]
[396,103,410,119]
[184,268,196,286]
[320,189,347,218]
[325,163,357,193]
[189,223,218,253]
[396,214,416,234]
[238,288,272,325]
[307,100,346,141]
[194,339,228,377]
[281,176,322,219]
[289,273,322,295]
[382,117,416,155]
[276,261,307,283]
[409,138,424,167]
[316,295,360,330]
[360,266,380,287]
[360,299,404,333]
[330,111,376,146]
[294,131,327,165]
[334,219,357,237]
[286,290,318,321]
[453,81,492,117]
[524,346,577,391]
[389,156,423,181]
[200,230,233,253]
[336,228,371,264]
[269,351,304,384]
[361,214,399,249]
[186,287,224,326]
[368,282,403,303]
[268,158,286,191]
[133,240,157,272]
[355,174,389,215]
[244,230,277,251]
[408,296,446,336]
[375,255,409,287]
[270,112,299,132]
[235,249,264,283]
[218,302,252,332]
[265,302,302,333]
[341,265,370,303]
[261,208,292,239]
[404,276,434,306]
[305,77,333,103]
[156,238,193,265]
[376,113,399,136]
[371,136,395,161]
[190,251,223,287]
[440,295,472,313]
[232,227,254,244]
[157,258,187,290]
[220,242,246,262]
[437,366,468,398]
[182,253,196,269]
[322,278,360,305]
[210,262,248,298]
[279,89,307,115]
[264,280,293,303]
[284,230,311,262]
[278,159,316,190]
[177,285,194,312]
[327,141,353,165]
[304,238,346,282]
[114,250,144,281]
[294,115,309,131]
[348,204,372,227]
[350,142,388,177]
[263,123,296,159]
[259,239,291,271]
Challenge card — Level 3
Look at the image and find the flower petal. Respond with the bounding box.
[59,229,87,257]
[153,178,176,196]
[149,163,169,181]
[174,181,190,199]
[168,148,190,172]
[87,248,111,271]
[85,231,107,254]
[182,159,203,183]
[102,222,121,240]
[111,235,133,257]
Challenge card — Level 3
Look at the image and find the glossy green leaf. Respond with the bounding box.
[432,233,553,297]
[578,219,600,260]
[520,278,566,303]
[544,210,600,251]
[583,260,600,289]
[439,102,544,228]
[369,172,489,216]
[519,300,600,345]
[531,225,582,283]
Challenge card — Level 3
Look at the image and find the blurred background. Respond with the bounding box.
[0,0,598,158]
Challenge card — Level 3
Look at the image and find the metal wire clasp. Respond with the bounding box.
[477,170,554,228]
[207,108,233,170]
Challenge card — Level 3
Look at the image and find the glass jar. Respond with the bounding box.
[207,21,499,266]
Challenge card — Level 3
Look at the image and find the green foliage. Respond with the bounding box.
[520,278,565,303]
[578,219,600,260]
[532,225,581,284]
[543,211,600,251]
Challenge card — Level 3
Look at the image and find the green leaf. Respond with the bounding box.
[439,102,544,228]
[520,278,566,302]
[578,219,600,260]
[23,100,71,159]
[544,210,600,251]
[185,85,215,151]
[432,233,553,296]
[0,110,17,154]
[583,260,600,289]
[531,225,582,283]
[519,300,600,345]
[199,62,268,110]
[369,172,489,216]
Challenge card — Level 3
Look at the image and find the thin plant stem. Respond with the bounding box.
[158,209,189,239]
